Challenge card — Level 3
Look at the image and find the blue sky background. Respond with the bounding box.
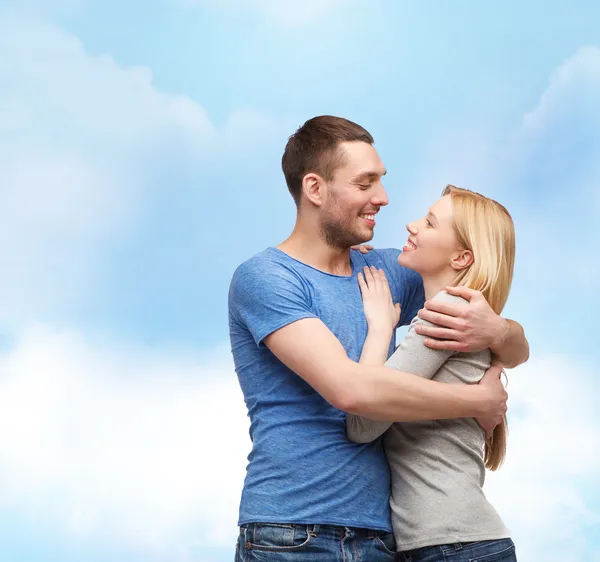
[0,1,598,561]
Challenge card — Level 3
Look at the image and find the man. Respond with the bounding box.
[229,116,529,561]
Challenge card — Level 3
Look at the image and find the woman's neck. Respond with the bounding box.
[421,271,457,301]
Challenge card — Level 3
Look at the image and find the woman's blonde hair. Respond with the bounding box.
[443,184,515,471]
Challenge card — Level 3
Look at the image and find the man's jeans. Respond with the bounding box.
[398,539,517,562]
[235,522,396,561]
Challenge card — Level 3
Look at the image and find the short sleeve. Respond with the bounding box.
[228,258,318,347]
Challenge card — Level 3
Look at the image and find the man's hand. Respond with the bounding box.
[414,286,508,353]
[475,362,508,438]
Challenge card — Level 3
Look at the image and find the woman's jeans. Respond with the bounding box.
[398,538,517,562]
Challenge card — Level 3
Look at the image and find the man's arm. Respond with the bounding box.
[415,286,529,368]
[264,316,507,424]
[347,288,456,444]
[490,319,529,368]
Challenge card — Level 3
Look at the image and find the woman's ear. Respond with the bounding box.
[450,249,474,271]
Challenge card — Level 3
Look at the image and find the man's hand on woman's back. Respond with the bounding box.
[474,362,508,439]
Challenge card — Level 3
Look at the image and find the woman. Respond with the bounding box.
[347,185,517,561]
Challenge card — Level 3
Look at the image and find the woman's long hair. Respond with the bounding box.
[443,184,515,471]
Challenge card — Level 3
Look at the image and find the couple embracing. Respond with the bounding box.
[228,116,528,561]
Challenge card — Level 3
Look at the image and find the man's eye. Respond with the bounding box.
[359,184,371,189]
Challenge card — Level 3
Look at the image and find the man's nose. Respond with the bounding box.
[372,184,389,207]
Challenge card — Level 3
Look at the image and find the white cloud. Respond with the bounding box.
[514,47,600,291]
[0,16,207,330]
[1,326,598,561]
[0,325,249,555]
[522,46,600,135]
[387,45,600,301]
[0,16,214,145]
[485,356,600,561]
[188,0,353,27]
[0,15,278,332]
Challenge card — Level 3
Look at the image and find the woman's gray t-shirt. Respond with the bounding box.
[346,290,510,551]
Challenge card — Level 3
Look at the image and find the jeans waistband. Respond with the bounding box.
[240,522,388,541]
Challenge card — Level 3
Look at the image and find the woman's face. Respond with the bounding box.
[398,195,463,276]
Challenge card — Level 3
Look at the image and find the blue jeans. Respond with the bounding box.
[235,522,396,561]
[399,539,517,561]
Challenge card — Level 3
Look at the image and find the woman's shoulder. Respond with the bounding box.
[430,289,469,306]
[407,289,469,330]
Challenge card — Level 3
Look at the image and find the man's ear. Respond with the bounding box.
[302,173,326,207]
[450,249,474,271]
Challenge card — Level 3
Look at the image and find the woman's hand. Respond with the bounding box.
[351,244,374,254]
[357,266,401,335]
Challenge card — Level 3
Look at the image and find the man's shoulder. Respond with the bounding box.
[358,248,420,280]
[233,247,290,278]
[359,247,400,263]
[230,248,309,299]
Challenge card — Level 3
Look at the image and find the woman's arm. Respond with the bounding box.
[416,286,529,368]
[347,267,399,443]
[356,266,400,365]
[347,272,462,443]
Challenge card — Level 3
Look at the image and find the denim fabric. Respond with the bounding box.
[399,539,517,562]
[234,522,397,562]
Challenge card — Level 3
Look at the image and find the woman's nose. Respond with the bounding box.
[406,222,417,234]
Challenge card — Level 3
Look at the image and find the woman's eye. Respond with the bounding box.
[426,218,433,227]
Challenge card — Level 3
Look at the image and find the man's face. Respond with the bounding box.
[320,141,389,249]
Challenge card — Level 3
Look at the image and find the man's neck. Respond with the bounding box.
[277,225,354,277]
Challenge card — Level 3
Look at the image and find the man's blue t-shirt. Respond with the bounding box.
[228,247,425,532]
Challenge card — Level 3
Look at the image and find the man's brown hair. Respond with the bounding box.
[281,115,374,205]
